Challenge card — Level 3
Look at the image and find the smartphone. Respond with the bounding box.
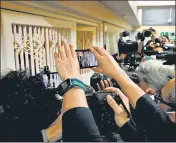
[75,49,98,69]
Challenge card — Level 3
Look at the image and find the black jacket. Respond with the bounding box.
[62,107,103,142]
[62,94,176,142]
[134,94,176,142]
[119,120,146,142]
[119,95,176,142]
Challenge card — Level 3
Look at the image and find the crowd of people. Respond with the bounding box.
[0,28,175,142]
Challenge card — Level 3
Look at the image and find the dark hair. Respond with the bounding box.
[0,70,61,141]
[162,35,170,41]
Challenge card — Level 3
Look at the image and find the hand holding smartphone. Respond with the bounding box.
[75,50,98,69]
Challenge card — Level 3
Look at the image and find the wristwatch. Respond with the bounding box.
[57,78,86,96]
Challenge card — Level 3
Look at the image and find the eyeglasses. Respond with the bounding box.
[154,92,176,111]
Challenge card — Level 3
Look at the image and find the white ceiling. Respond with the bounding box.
[99,1,140,27]
[135,1,175,6]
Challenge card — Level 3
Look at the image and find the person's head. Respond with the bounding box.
[145,40,155,50]
[161,35,170,44]
[135,60,175,93]
[160,78,175,112]
[0,70,61,141]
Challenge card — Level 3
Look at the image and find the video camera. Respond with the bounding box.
[144,47,176,65]
[123,52,142,71]
[137,27,156,40]
[122,30,130,37]
[120,40,138,54]
[111,52,142,71]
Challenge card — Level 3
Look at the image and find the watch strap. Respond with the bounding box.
[59,78,86,96]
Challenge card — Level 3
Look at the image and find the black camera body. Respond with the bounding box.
[121,40,138,54]
[137,32,144,40]
[155,38,162,44]
[144,47,176,65]
[123,52,141,71]
[137,27,155,40]
[144,28,153,37]
[86,91,121,132]
[122,30,130,37]
[156,48,176,65]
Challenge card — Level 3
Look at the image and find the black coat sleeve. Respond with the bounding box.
[62,107,103,142]
[119,120,146,142]
[134,94,176,142]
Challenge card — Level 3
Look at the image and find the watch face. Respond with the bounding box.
[61,82,68,89]
[58,79,71,92]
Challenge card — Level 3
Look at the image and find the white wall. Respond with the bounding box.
[1,10,75,72]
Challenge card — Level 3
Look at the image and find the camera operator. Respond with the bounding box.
[96,77,176,141]
[0,70,63,142]
[137,28,158,54]
[105,87,146,142]
[89,46,176,141]
[161,35,170,45]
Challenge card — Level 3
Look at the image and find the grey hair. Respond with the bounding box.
[168,87,176,105]
[135,60,175,92]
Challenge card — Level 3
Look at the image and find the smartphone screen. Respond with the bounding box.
[76,50,98,69]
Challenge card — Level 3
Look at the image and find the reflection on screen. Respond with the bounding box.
[77,51,98,68]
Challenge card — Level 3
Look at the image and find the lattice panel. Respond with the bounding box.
[84,31,93,49]
[77,31,84,50]
[76,31,93,74]
[12,24,71,75]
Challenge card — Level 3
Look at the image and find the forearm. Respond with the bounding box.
[113,68,145,108]
[63,87,88,112]
[138,40,144,53]
[46,125,62,142]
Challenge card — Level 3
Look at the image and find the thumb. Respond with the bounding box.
[145,88,156,95]
[107,95,120,114]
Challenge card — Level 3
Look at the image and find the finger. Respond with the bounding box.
[54,52,61,62]
[105,87,128,103]
[106,95,121,114]
[92,46,106,56]
[89,47,102,60]
[107,78,113,87]
[104,87,117,93]
[97,83,102,91]
[69,43,76,59]
[57,44,66,60]
[62,39,71,58]
[100,47,108,54]
[55,46,61,59]
[104,80,109,88]
[100,80,105,89]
